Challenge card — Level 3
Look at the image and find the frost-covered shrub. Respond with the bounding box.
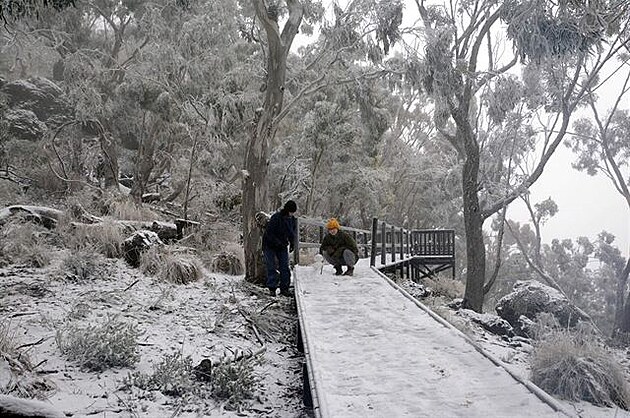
[211,251,243,275]
[126,353,198,397]
[423,275,464,300]
[211,357,259,409]
[56,317,139,371]
[140,246,203,284]
[531,320,630,410]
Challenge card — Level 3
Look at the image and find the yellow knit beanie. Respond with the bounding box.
[326,218,340,230]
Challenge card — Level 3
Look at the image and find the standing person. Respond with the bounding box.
[262,200,297,296]
[320,218,359,276]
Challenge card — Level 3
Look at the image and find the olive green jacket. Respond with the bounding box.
[320,230,359,259]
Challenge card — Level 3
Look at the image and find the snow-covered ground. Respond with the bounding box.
[0,251,308,417]
[1,251,628,418]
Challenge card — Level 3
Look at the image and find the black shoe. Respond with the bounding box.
[279,289,293,297]
[343,267,354,276]
[269,288,277,296]
[334,266,343,275]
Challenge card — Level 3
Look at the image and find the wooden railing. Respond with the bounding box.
[294,217,454,269]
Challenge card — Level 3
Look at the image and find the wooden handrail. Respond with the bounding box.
[294,217,455,268]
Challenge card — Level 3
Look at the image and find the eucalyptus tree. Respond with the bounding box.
[2,0,157,189]
[568,70,630,335]
[241,0,404,283]
[0,0,76,23]
[408,0,630,312]
[113,0,258,211]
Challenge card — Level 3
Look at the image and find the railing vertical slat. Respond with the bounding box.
[391,225,396,263]
[380,222,386,266]
[371,218,378,267]
[399,227,404,260]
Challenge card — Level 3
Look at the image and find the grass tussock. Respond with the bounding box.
[531,318,630,410]
[185,220,240,256]
[140,246,203,284]
[0,218,51,267]
[0,319,23,366]
[0,319,54,398]
[107,196,159,221]
[65,218,124,258]
[423,274,464,300]
[60,249,112,281]
[56,317,140,372]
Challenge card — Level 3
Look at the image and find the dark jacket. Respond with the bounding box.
[320,230,359,259]
[262,209,296,250]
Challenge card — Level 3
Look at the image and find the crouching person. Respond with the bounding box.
[319,218,359,276]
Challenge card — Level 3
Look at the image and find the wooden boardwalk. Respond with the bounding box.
[294,259,572,418]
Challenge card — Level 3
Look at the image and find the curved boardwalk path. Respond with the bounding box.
[294,259,570,418]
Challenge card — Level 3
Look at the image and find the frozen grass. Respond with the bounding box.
[126,352,198,397]
[125,352,260,410]
[211,357,260,410]
[0,319,21,365]
[106,196,159,221]
[65,218,124,258]
[56,317,140,372]
[60,248,112,281]
[531,320,630,410]
[0,218,51,267]
[139,246,203,284]
[423,274,464,300]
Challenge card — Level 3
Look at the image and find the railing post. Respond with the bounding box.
[371,218,378,267]
[362,232,368,258]
[380,221,386,266]
[390,225,395,262]
[399,227,404,260]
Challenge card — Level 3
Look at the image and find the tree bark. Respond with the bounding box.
[242,0,303,284]
[614,258,630,335]
[459,122,486,312]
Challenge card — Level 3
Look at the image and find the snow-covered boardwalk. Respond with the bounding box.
[294,259,569,418]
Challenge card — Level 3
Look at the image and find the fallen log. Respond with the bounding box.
[1,205,199,240]
[71,220,179,241]
[0,205,63,229]
[0,394,64,418]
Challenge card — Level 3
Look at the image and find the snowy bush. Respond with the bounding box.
[60,249,111,281]
[531,319,630,410]
[423,275,464,300]
[211,251,243,275]
[211,357,260,410]
[140,246,203,284]
[66,218,124,258]
[0,218,51,267]
[56,317,139,371]
[126,353,199,397]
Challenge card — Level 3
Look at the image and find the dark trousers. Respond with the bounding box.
[322,249,357,267]
[263,246,291,291]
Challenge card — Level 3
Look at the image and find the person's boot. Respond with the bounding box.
[334,265,343,275]
[280,288,293,297]
[343,267,354,276]
[269,287,277,296]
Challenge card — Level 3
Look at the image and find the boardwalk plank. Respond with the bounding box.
[295,261,568,418]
